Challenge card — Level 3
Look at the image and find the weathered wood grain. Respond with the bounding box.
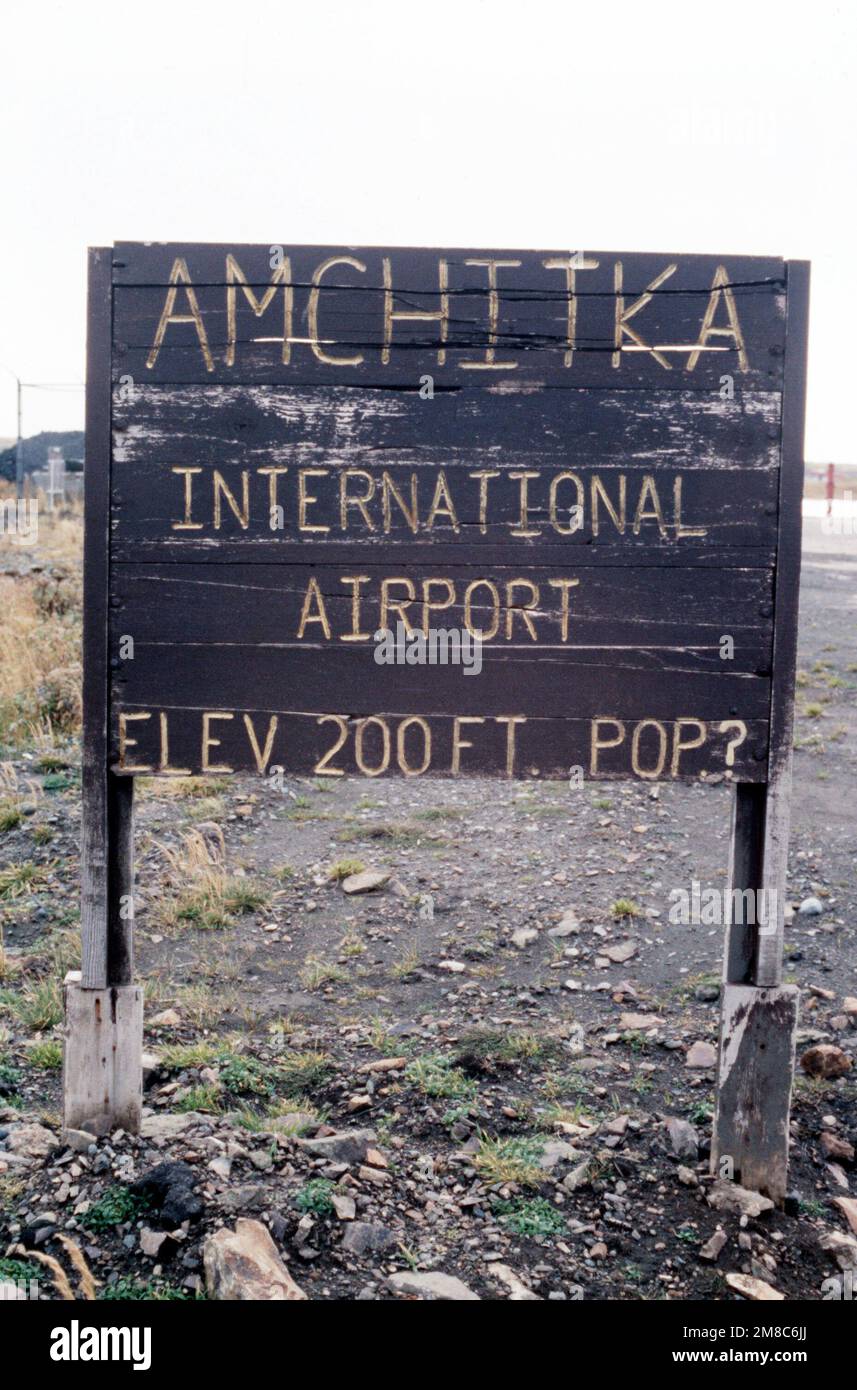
[110,383,781,559]
[109,562,774,673]
[111,244,785,390]
[108,704,769,782]
[754,262,810,987]
[63,974,143,1135]
[711,983,799,1202]
[80,248,113,991]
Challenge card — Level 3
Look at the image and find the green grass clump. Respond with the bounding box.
[159,1041,221,1070]
[0,1058,23,1093]
[14,977,64,1032]
[218,1054,274,1097]
[84,1185,149,1232]
[454,1030,548,1068]
[405,1054,478,1102]
[276,1049,335,1098]
[0,1254,40,1285]
[175,1083,222,1114]
[611,898,640,919]
[473,1135,546,1188]
[0,862,47,900]
[27,1039,63,1070]
[493,1196,565,1238]
[294,1178,336,1216]
[0,804,23,833]
[328,859,365,881]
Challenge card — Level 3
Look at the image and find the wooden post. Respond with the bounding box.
[63,248,142,1136]
[712,262,810,1201]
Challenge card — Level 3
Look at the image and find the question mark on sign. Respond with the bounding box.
[718,719,748,769]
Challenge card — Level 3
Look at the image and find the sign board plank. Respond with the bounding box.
[111,244,785,390]
[111,384,781,560]
[95,243,797,784]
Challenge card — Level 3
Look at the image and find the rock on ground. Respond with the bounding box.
[725,1272,784,1301]
[800,1045,852,1079]
[204,1219,307,1301]
[707,1179,775,1218]
[386,1271,480,1301]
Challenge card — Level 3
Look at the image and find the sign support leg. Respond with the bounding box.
[64,774,142,1136]
[63,246,143,1136]
[712,782,798,1202]
[712,261,809,1204]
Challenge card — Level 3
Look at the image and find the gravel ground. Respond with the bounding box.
[1,530,855,1302]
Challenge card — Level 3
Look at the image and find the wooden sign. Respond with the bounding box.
[99,245,795,784]
[72,244,809,1201]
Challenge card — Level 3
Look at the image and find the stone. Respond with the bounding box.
[332,1193,356,1221]
[699,1228,727,1262]
[820,1132,855,1162]
[149,1009,181,1027]
[798,896,824,916]
[141,1112,205,1140]
[538,1140,584,1171]
[490,1264,540,1300]
[843,997,857,1018]
[438,959,466,973]
[340,1221,396,1255]
[204,1219,307,1300]
[676,1165,697,1187]
[140,1228,173,1259]
[725,1272,783,1301]
[141,1052,160,1084]
[220,1184,267,1215]
[618,1012,662,1030]
[819,1230,857,1270]
[562,1158,592,1192]
[511,928,538,949]
[708,1179,774,1219]
[800,1045,852,1079]
[665,1116,699,1159]
[62,1128,97,1154]
[603,941,637,964]
[132,1162,204,1227]
[685,1041,717,1069]
[5,1123,56,1160]
[130,1162,204,1228]
[297,1129,374,1165]
[341,870,390,895]
[832,1197,857,1238]
[386,1271,479,1301]
[358,1058,406,1074]
[548,911,580,939]
[827,1162,849,1190]
[357,1164,390,1186]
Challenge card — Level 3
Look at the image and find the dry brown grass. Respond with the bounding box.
[152,827,269,932]
[0,491,82,748]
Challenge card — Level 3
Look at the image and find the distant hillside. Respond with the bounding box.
[0,430,84,483]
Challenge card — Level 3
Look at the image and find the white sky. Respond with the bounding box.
[1,0,854,460]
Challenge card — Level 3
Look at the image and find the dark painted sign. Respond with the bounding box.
[90,244,800,782]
